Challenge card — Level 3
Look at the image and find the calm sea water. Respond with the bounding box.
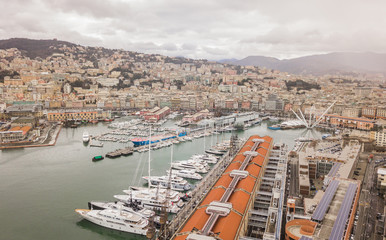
[0,119,322,240]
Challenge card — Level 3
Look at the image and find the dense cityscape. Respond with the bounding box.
[0,39,385,148]
[1,0,386,238]
[0,38,385,240]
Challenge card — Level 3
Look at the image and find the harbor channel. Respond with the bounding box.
[0,117,323,240]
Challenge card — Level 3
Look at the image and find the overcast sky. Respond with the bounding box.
[1,0,386,60]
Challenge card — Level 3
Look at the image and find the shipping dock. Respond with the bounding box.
[154,135,289,240]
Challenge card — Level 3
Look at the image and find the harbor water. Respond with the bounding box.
[0,119,322,240]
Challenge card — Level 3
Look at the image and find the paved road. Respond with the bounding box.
[288,156,299,197]
[355,156,385,240]
[355,158,373,240]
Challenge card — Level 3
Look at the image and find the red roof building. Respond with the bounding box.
[173,135,273,240]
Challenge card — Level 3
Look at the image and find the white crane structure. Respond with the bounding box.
[291,101,336,141]
[291,101,336,129]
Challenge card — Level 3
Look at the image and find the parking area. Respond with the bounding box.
[351,159,368,182]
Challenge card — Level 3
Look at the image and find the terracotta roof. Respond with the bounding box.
[20,126,31,135]
[239,146,252,154]
[228,190,251,213]
[257,147,268,156]
[261,136,273,143]
[252,155,265,166]
[235,175,256,193]
[9,126,21,131]
[245,164,261,178]
[232,154,246,163]
[224,161,242,173]
[244,139,255,145]
[212,211,243,240]
[261,141,270,149]
[173,135,272,240]
[200,188,226,206]
[214,173,232,189]
[173,234,188,240]
[180,208,210,233]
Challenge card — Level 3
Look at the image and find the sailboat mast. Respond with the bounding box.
[169,142,173,177]
[168,143,173,188]
[170,142,173,166]
[148,126,152,189]
[203,123,206,152]
[211,123,214,146]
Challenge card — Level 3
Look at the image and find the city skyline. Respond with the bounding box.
[1,1,386,239]
[2,0,386,60]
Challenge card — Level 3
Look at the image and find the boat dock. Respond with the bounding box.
[155,135,243,238]
[105,147,134,158]
[89,140,103,147]
[90,142,103,147]
[161,135,288,240]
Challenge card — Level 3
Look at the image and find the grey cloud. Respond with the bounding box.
[161,43,178,51]
[203,46,227,56]
[243,27,322,45]
[182,43,196,50]
[42,0,132,19]
[0,0,386,59]
[131,42,160,51]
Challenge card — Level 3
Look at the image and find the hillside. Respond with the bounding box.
[1,38,386,76]
[0,38,79,59]
[225,52,386,75]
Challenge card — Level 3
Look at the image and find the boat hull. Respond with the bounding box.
[92,156,104,161]
[75,209,147,235]
[205,149,225,155]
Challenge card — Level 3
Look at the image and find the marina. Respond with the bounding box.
[0,21,384,240]
[0,117,324,240]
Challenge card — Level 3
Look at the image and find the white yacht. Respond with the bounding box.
[123,186,182,204]
[114,192,181,213]
[185,136,193,141]
[185,158,210,168]
[205,148,225,156]
[87,201,154,218]
[269,116,279,122]
[142,175,191,191]
[75,208,149,235]
[191,154,218,164]
[171,160,208,173]
[167,169,202,180]
[116,127,184,213]
[82,131,90,143]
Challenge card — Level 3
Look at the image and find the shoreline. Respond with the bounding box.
[0,124,62,150]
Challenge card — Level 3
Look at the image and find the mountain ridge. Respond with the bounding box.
[223,52,386,75]
[1,38,386,76]
[0,38,81,59]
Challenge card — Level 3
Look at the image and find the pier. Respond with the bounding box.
[156,135,243,239]
[105,147,133,158]
[164,135,290,240]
